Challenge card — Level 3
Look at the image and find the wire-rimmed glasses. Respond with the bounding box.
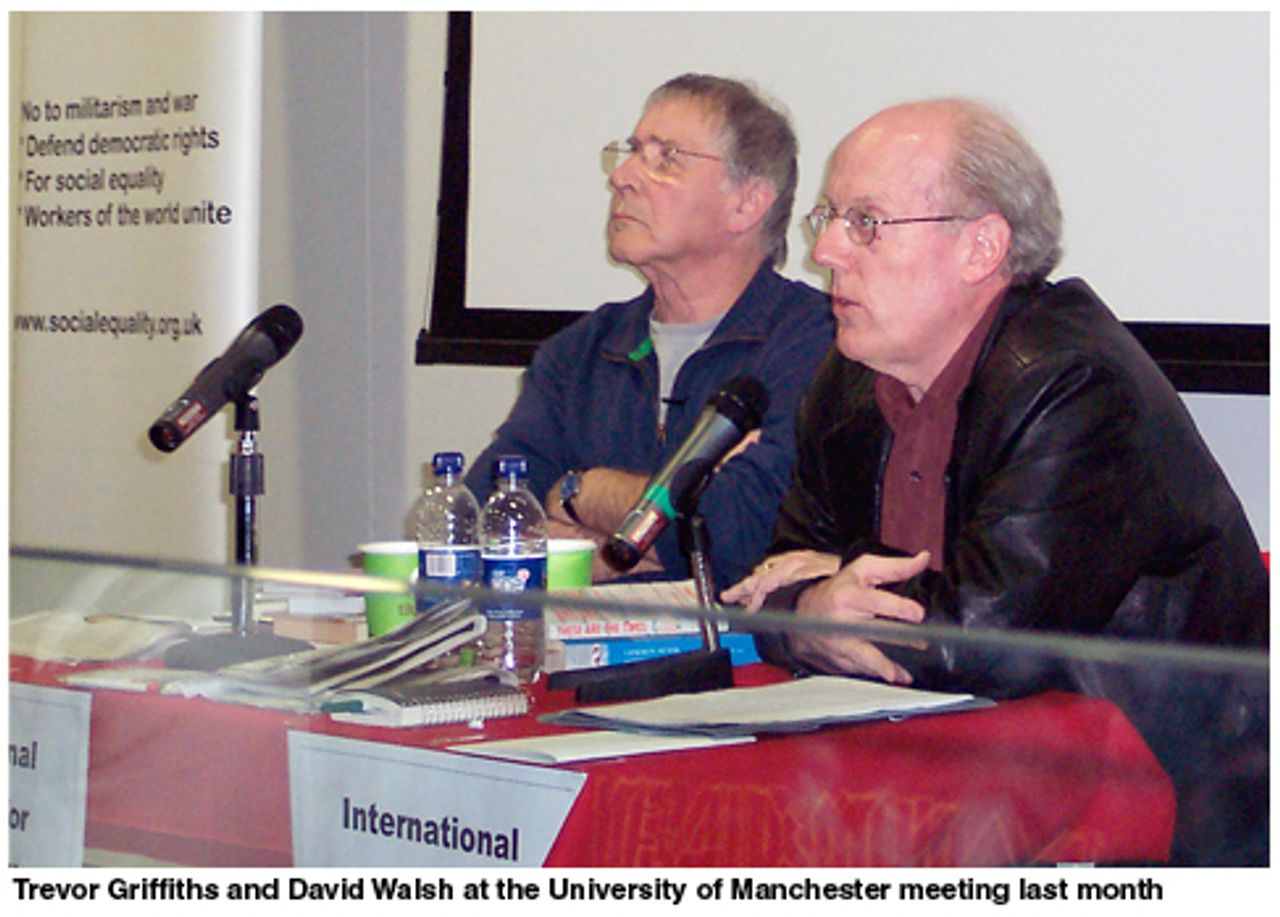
[602,137,723,178]
[805,204,972,246]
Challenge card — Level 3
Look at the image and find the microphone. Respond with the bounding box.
[603,374,769,572]
[148,304,304,452]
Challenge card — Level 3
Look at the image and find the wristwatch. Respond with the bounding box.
[559,470,584,525]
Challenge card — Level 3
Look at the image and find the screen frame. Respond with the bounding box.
[415,13,1267,394]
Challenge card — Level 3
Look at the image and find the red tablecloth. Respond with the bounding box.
[11,656,1174,867]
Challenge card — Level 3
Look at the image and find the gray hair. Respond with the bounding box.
[936,99,1063,284]
[647,73,798,268]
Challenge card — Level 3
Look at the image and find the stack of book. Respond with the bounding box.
[544,580,760,673]
[255,581,367,644]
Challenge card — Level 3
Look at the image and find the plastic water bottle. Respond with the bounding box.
[412,452,480,612]
[478,455,547,683]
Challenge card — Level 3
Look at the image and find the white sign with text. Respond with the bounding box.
[287,732,585,867]
[11,12,263,562]
[8,684,93,866]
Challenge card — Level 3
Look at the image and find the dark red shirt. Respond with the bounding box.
[874,300,1001,569]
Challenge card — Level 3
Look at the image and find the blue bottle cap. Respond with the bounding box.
[494,455,528,479]
[432,452,464,475]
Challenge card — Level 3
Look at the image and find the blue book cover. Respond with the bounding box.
[550,630,760,671]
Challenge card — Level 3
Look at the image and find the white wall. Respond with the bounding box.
[255,12,1266,577]
[255,12,525,572]
[257,12,410,571]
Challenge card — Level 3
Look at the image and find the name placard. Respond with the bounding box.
[8,684,92,866]
[287,731,585,867]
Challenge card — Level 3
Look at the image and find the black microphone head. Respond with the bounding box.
[710,374,769,431]
[148,418,185,453]
[219,304,304,400]
[256,303,304,358]
[148,305,304,453]
[602,535,642,572]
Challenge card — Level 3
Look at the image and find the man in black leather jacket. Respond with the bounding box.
[723,99,1268,865]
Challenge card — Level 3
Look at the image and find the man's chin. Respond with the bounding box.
[835,329,870,364]
[606,237,642,268]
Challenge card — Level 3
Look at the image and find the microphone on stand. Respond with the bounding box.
[550,376,766,702]
[153,303,311,670]
[148,303,303,452]
[603,374,769,572]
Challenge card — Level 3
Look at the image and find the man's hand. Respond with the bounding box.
[721,549,842,612]
[718,429,760,467]
[591,544,663,583]
[786,551,930,684]
[544,468,647,535]
[546,517,597,542]
[542,484,665,584]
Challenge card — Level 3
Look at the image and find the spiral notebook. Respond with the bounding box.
[323,669,528,728]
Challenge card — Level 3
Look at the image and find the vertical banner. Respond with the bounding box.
[10,12,263,562]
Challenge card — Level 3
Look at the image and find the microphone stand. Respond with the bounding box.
[164,393,312,670]
[546,509,733,703]
[230,395,264,634]
[682,512,721,654]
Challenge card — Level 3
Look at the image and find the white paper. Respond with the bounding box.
[542,675,991,736]
[448,730,754,765]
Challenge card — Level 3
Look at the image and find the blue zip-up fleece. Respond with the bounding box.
[465,263,834,591]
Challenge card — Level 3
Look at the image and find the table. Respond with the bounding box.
[10,656,1175,867]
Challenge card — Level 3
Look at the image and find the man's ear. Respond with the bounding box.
[727,176,778,235]
[960,212,1011,284]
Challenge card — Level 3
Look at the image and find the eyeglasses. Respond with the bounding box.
[805,204,972,246]
[602,137,723,178]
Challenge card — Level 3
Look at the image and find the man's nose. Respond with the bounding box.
[608,150,644,191]
[812,221,850,270]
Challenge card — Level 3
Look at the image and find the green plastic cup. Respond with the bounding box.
[359,541,419,636]
[547,538,595,591]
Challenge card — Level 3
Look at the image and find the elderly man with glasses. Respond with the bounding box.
[723,98,1268,865]
[465,74,832,591]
